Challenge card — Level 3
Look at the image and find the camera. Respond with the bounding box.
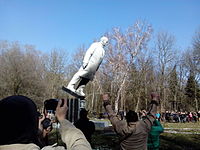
[41,118,52,129]
[41,99,61,129]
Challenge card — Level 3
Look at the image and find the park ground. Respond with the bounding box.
[49,121,200,150]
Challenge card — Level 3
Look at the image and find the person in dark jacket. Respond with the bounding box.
[74,109,95,143]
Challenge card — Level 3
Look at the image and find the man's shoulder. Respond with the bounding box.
[138,116,155,129]
[42,145,66,150]
[0,143,40,150]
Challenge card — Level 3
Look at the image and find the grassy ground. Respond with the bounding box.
[90,131,200,150]
[160,122,200,150]
[162,122,200,129]
[160,133,200,150]
[48,122,200,150]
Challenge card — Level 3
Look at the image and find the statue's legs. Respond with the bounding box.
[67,73,81,92]
[76,77,90,97]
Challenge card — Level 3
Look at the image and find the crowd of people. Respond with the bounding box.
[161,111,200,123]
[139,110,200,123]
[0,93,162,150]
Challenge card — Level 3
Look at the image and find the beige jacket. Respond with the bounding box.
[0,119,92,150]
[105,105,155,150]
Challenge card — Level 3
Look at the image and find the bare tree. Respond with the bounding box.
[155,31,177,112]
[0,41,46,106]
[192,27,200,78]
[101,20,153,112]
[43,48,68,98]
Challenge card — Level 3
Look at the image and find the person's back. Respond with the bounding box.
[74,109,95,143]
[102,93,159,150]
[147,120,164,150]
[119,119,154,150]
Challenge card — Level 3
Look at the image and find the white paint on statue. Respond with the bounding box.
[65,36,108,97]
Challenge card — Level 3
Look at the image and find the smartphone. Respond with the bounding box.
[44,99,59,113]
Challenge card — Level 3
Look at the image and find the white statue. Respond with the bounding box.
[63,36,108,97]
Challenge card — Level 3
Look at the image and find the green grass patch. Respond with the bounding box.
[47,123,200,150]
[162,122,200,129]
[160,133,200,150]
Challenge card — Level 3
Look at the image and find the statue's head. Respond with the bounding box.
[100,36,108,46]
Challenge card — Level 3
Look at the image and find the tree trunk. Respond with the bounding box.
[135,92,141,112]
[115,74,127,112]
